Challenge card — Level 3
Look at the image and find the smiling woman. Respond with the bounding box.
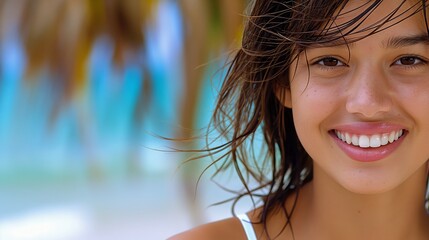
[283,1,429,197]
[169,0,429,240]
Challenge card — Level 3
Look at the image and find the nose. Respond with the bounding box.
[345,66,392,118]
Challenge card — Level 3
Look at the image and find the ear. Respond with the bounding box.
[275,86,292,108]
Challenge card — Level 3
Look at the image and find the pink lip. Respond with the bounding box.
[333,122,405,135]
[330,123,407,162]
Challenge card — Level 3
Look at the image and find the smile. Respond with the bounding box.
[334,129,404,148]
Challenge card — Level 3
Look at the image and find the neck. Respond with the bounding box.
[296,163,429,240]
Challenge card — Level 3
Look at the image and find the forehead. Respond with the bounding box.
[317,0,428,45]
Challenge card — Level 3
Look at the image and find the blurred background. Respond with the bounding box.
[0,0,253,239]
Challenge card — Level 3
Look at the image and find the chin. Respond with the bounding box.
[337,176,402,196]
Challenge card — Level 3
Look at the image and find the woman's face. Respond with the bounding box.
[280,0,429,194]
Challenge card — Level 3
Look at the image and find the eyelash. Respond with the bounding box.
[311,55,428,70]
[391,55,428,69]
[311,56,348,70]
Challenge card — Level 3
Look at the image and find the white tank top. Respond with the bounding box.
[237,214,257,240]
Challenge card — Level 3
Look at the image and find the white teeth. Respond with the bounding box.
[369,135,381,148]
[352,135,359,145]
[388,132,395,143]
[345,133,351,144]
[381,134,389,145]
[358,135,370,148]
[335,129,404,148]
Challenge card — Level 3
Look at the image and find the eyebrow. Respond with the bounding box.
[383,34,429,48]
[308,34,429,49]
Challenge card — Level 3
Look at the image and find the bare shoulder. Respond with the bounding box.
[167,217,247,240]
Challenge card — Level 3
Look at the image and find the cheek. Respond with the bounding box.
[396,84,429,127]
[290,85,339,147]
[291,84,339,124]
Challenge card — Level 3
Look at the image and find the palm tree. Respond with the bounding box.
[178,0,246,224]
[2,0,246,225]
[17,0,158,179]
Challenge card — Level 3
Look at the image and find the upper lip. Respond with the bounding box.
[331,122,406,135]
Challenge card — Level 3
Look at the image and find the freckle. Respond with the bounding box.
[357,210,361,214]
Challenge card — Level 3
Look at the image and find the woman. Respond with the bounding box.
[170,0,429,239]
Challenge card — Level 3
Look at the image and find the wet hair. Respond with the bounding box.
[202,0,429,238]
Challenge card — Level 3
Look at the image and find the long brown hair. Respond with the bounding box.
[201,0,429,237]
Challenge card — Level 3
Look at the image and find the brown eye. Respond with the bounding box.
[394,56,424,66]
[400,57,418,65]
[317,57,345,67]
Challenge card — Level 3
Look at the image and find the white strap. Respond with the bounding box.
[237,214,257,240]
